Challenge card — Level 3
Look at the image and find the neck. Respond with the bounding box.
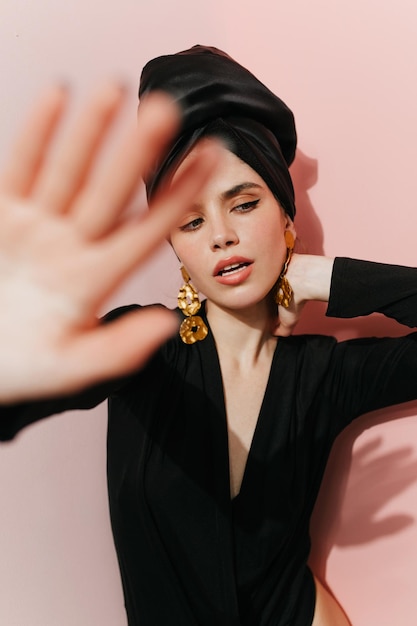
[205,298,277,365]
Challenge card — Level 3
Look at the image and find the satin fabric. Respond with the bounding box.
[139,45,297,219]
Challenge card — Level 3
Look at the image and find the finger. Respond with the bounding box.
[0,86,68,197]
[136,91,182,180]
[71,92,181,239]
[61,307,178,390]
[273,313,297,336]
[85,141,220,302]
[273,324,293,337]
[32,83,126,214]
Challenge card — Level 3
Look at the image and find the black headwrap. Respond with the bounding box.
[139,45,297,219]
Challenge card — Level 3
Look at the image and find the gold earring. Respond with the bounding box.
[275,231,294,308]
[177,266,208,344]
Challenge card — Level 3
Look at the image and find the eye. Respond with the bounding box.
[179,217,204,232]
[233,199,260,213]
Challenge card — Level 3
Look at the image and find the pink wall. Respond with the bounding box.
[1,1,417,624]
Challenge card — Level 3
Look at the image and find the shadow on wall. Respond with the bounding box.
[290,148,324,256]
[291,145,417,586]
[309,402,417,583]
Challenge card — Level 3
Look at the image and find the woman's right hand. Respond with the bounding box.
[0,84,217,403]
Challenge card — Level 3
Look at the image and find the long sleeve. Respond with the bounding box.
[0,378,119,441]
[327,256,417,327]
[0,305,141,441]
[324,257,417,424]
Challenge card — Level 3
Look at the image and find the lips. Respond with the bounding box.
[213,256,254,286]
[213,256,253,277]
[216,261,250,276]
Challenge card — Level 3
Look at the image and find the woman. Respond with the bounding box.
[2,46,417,626]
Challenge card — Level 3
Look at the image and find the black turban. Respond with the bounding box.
[139,45,297,219]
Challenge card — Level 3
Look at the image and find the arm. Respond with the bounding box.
[0,383,112,441]
[327,257,417,327]
[276,254,417,334]
[327,257,417,420]
[281,255,417,423]
[0,305,141,441]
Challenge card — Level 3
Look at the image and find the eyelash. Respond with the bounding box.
[179,199,260,232]
[234,199,260,212]
[179,217,204,232]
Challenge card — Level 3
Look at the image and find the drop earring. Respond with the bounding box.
[177,266,208,344]
[275,230,295,308]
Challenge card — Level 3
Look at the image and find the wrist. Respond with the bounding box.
[287,254,334,303]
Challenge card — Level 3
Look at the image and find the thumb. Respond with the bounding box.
[272,319,295,337]
[272,297,306,336]
[62,307,178,390]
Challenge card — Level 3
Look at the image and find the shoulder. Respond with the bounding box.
[275,333,339,391]
[102,303,151,323]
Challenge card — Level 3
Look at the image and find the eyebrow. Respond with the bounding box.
[188,182,263,212]
[221,182,263,200]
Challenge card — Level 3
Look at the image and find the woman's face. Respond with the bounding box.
[170,143,295,313]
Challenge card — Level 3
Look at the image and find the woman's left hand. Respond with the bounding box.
[272,254,334,337]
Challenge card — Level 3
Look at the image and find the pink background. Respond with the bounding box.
[1,1,417,624]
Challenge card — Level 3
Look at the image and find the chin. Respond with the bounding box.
[210,290,274,313]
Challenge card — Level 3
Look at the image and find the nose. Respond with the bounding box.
[211,219,239,250]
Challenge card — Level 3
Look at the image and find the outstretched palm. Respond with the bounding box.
[0,84,216,402]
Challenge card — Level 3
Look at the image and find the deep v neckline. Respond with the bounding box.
[199,302,283,503]
[229,342,281,502]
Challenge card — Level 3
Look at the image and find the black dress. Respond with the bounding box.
[2,257,417,626]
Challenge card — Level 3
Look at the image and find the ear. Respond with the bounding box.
[284,215,297,241]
